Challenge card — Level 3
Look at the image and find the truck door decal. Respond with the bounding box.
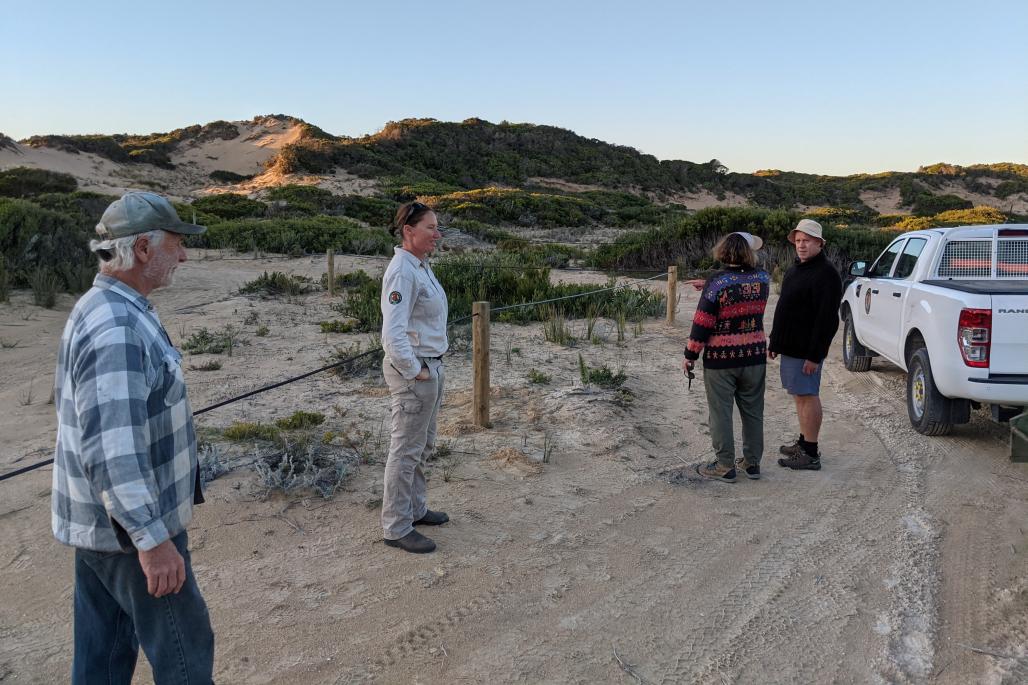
[864,288,872,315]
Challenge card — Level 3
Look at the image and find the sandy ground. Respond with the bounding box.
[1,252,1027,684]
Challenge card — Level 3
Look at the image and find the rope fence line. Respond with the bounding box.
[0,270,678,484]
[195,246,669,274]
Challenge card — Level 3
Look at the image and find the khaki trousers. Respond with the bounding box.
[381,358,444,540]
[703,363,766,468]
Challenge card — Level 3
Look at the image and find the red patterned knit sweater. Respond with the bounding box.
[684,266,770,369]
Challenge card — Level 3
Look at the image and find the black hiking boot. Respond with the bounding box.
[414,510,449,526]
[384,530,436,554]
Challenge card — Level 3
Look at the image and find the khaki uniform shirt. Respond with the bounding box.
[380,247,449,380]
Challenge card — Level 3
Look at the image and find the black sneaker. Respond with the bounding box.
[414,510,449,526]
[734,458,761,480]
[696,460,737,483]
[777,451,821,470]
[384,530,436,554]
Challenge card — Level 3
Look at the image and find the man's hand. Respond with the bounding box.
[414,366,431,381]
[687,279,705,291]
[802,360,820,375]
[138,539,185,598]
[768,350,778,360]
[682,358,695,374]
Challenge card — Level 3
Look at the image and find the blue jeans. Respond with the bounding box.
[72,531,214,685]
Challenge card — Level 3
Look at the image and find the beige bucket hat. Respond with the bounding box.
[788,218,825,244]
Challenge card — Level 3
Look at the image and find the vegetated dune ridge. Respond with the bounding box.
[0,251,1025,684]
[0,117,377,201]
[2,116,1027,216]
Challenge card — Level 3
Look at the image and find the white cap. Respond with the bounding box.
[731,231,764,251]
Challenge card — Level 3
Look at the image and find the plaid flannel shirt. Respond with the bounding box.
[52,274,201,553]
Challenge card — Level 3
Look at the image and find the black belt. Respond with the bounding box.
[422,356,443,361]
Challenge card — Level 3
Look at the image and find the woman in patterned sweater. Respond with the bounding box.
[682,232,770,482]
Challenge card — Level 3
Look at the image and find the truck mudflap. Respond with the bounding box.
[1012,411,1028,462]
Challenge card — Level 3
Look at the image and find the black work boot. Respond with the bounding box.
[384,530,436,554]
[414,510,449,526]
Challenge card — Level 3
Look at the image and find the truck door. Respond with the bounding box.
[871,237,927,363]
[856,238,904,357]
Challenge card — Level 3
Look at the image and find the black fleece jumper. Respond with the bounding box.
[768,251,843,363]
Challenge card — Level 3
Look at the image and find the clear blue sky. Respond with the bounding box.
[3,0,1026,176]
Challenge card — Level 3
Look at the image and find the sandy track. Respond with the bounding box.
[1,253,1026,684]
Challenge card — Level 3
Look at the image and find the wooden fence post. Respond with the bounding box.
[666,265,678,324]
[472,301,490,427]
[327,249,335,297]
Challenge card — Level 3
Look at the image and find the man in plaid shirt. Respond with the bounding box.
[52,192,215,684]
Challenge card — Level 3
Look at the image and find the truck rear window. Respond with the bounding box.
[937,238,1028,278]
[938,241,991,278]
[997,239,1028,276]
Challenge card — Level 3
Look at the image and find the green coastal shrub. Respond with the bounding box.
[194,216,392,255]
[588,206,894,272]
[910,192,973,216]
[448,218,520,243]
[380,176,463,201]
[30,267,59,308]
[0,167,77,198]
[238,271,314,297]
[339,194,398,226]
[0,198,94,292]
[266,184,342,214]
[223,421,281,442]
[321,268,375,291]
[191,194,267,220]
[335,252,666,332]
[0,256,9,302]
[427,187,596,227]
[275,411,325,430]
[209,170,254,183]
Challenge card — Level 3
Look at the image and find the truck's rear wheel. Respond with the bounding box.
[842,311,872,372]
[907,347,953,436]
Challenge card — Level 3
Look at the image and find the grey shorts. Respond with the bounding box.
[779,355,822,396]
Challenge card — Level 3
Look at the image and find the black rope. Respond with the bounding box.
[191,348,384,416]
[0,459,55,481]
[0,346,385,483]
[0,272,669,483]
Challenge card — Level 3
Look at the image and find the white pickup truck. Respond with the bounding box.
[842,224,1028,436]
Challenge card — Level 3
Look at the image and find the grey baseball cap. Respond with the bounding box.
[96,191,206,240]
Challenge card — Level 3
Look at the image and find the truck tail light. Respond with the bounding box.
[958,308,991,368]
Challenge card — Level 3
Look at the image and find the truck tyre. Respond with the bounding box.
[842,311,872,372]
[907,347,953,436]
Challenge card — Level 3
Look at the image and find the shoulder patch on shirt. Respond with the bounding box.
[388,291,402,305]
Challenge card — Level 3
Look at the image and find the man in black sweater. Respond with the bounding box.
[768,219,843,470]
